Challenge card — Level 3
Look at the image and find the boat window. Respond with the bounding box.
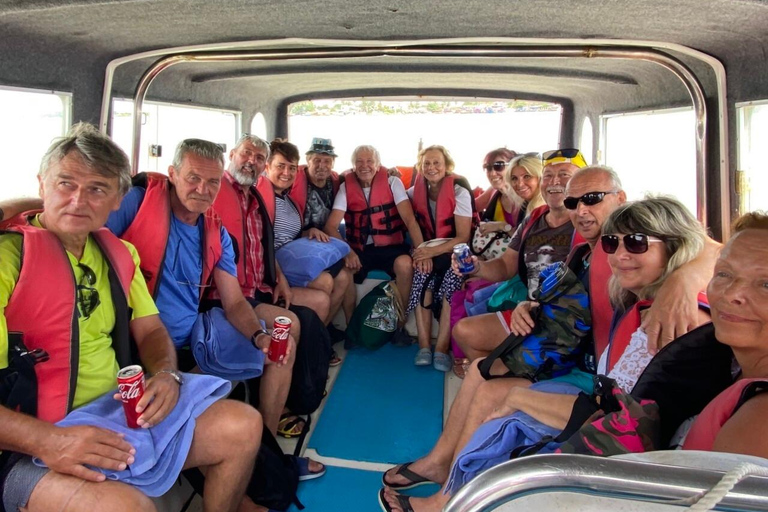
[737,101,768,213]
[250,112,267,140]
[287,99,561,187]
[111,99,239,174]
[580,117,594,165]
[0,87,71,201]
[599,108,697,216]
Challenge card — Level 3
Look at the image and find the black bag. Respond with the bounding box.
[285,305,332,415]
[0,333,47,416]
[630,322,734,447]
[183,428,302,511]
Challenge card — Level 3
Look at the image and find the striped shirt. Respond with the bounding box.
[273,193,302,250]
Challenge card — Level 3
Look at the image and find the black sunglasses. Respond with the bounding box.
[601,233,665,254]
[77,263,101,319]
[564,191,618,210]
[483,161,508,172]
[542,148,582,161]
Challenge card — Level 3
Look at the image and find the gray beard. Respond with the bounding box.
[231,167,257,187]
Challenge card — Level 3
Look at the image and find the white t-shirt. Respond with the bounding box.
[406,183,473,218]
[332,176,409,211]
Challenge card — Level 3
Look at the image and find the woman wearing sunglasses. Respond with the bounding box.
[475,153,545,252]
[379,196,709,512]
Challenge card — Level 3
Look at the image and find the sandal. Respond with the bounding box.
[329,350,342,367]
[381,461,433,490]
[277,412,306,438]
[453,357,470,379]
[294,456,326,481]
[378,488,414,512]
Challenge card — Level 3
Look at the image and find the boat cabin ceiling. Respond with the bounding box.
[3,0,766,123]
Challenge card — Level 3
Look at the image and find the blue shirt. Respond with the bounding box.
[107,187,237,347]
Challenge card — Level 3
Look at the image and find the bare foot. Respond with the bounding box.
[382,458,447,488]
[381,486,449,512]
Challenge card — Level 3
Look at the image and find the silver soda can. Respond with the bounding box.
[453,243,476,274]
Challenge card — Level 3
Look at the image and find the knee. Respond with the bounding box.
[216,400,263,456]
[284,310,301,339]
[310,273,334,295]
[108,486,158,512]
[465,358,484,384]
[452,318,469,344]
[394,255,413,277]
[335,268,352,289]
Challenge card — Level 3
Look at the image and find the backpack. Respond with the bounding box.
[285,305,332,415]
[183,428,302,511]
[346,281,405,350]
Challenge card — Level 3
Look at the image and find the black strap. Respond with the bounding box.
[472,231,509,257]
[478,307,542,380]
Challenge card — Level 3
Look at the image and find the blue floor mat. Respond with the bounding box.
[289,465,440,512]
[309,343,444,464]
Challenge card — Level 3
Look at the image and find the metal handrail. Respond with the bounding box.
[444,454,768,512]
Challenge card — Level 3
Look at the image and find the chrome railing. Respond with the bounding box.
[444,454,768,512]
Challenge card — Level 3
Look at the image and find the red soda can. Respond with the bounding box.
[268,316,291,363]
[117,365,145,428]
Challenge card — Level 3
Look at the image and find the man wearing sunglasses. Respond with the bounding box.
[451,148,588,361]
[0,124,261,512]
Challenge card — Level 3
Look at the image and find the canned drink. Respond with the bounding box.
[453,243,476,274]
[268,316,292,363]
[117,365,145,428]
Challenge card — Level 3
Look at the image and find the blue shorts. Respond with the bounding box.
[0,453,49,512]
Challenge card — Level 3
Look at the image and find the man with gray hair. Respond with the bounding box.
[104,138,299,439]
[0,124,261,512]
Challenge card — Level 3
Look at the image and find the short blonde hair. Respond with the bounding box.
[603,195,706,310]
[416,145,455,175]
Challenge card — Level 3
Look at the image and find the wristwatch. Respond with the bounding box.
[251,319,270,346]
[155,368,184,386]
[503,223,512,233]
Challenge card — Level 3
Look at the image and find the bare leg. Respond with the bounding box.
[325,268,352,324]
[182,400,261,512]
[290,286,330,322]
[342,276,356,323]
[434,297,452,354]
[26,474,157,512]
[453,312,508,361]
[255,337,296,434]
[415,289,433,350]
[393,254,414,304]
[307,271,333,295]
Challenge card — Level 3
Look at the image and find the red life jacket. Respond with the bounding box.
[255,174,304,227]
[343,168,405,252]
[290,165,341,218]
[605,291,710,374]
[516,205,586,284]
[210,176,277,296]
[412,173,481,241]
[683,378,768,451]
[120,172,222,300]
[1,211,134,423]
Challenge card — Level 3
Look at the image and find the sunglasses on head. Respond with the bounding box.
[76,263,100,319]
[564,191,618,210]
[542,148,582,161]
[601,233,665,254]
[483,161,508,172]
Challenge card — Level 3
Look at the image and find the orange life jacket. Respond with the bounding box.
[211,176,277,295]
[1,211,134,423]
[255,174,304,227]
[343,168,405,252]
[290,165,341,218]
[120,173,222,300]
[411,173,480,240]
[605,291,710,373]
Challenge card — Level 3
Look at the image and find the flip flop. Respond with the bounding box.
[378,488,414,512]
[381,461,433,490]
[295,456,326,481]
[277,412,306,438]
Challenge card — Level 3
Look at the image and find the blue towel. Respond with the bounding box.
[444,381,581,494]
[191,307,265,380]
[276,237,350,287]
[35,373,231,497]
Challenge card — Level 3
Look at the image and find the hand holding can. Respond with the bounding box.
[453,243,477,275]
[268,316,291,363]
